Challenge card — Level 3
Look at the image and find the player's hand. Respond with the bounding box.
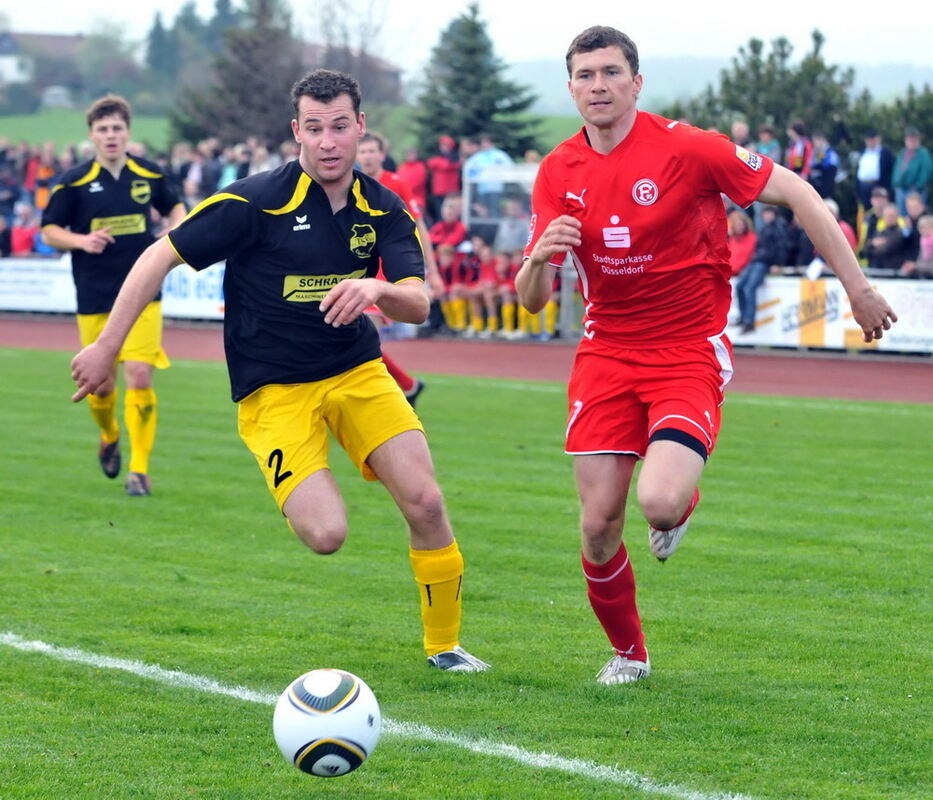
[71,342,117,402]
[427,271,445,300]
[320,279,382,327]
[82,228,115,254]
[528,215,581,267]
[849,285,897,342]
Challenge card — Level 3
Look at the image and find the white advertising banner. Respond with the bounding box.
[0,256,225,320]
[1,257,931,353]
[729,275,933,354]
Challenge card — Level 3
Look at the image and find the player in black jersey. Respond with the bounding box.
[42,95,185,496]
[70,70,489,673]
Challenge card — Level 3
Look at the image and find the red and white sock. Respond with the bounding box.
[382,352,415,393]
[582,542,647,661]
[656,487,700,531]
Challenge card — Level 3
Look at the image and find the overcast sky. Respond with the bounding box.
[6,0,933,74]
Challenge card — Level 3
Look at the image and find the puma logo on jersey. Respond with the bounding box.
[293,214,310,231]
[565,189,587,208]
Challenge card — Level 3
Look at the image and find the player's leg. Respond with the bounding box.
[282,469,348,555]
[367,430,489,672]
[77,312,122,478]
[119,302,170,496]
[636,339,730,560]
[238,381,345,553]
[122,360,156,495]
[575,453,650,684]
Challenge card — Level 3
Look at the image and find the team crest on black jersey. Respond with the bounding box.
[349,224,376,258]
[131,180,152,204]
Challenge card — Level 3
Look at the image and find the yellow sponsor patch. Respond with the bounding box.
[90,214,147,236]
[283,269,368,302]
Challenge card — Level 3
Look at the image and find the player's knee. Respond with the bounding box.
[638,486,684,531]
[580,510,623,554]
[400,482,447,529]
[288,516,347,555]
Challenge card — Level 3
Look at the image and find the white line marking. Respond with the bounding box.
[1,631,753,800]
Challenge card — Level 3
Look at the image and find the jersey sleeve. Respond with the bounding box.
[522,159,563,266]
[167,193,259,271]
[690,130,774,208]
[151,174,182,218]
[376,199,425,284]
[40,182,76,229]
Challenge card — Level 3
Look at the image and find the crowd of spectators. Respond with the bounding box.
[3,118,930,340]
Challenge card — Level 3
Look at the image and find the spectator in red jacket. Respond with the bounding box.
[727,209,756,275]
[427,135,461,220]
[396,147,429,218]
[429,195,468,249]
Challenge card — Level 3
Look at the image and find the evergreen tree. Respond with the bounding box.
[206,0,243,54]
[145,12,180,84]
[170,0,302,148]
[414,3,540,157]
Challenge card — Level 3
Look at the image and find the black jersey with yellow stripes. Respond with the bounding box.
[167,160,425,402]
[41,156,181,314]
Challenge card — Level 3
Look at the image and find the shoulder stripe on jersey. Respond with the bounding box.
[180,192,249,225]
[351,179,388,216]
[49,184,64,197]
[126,158,163,179]
[402,207,424,250]
[262,172,311,215]
[69,162,101,187]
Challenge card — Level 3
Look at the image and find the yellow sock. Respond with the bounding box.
[502,302,516,332]
[441,299,456,329]
[125,387,157,475]
[471,311,484,332]
[487,313,499,333]
[454,298,468,329]
[545,299,558,335]
[518,305,531,333]
[409,540,463,656]
[88,390,119,442]
[530,310,542,335]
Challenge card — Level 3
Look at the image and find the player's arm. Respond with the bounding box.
[71,238,182,401]
[320,277,429,328]
[414,215,444,296]
[757,165,897,342]
[41,223,115,254]
[517,215,580,313]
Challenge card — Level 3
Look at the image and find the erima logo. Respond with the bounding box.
[602,215,630,248]
[89,182,103,193]
[565,188,587,208]
[293,214,310,232]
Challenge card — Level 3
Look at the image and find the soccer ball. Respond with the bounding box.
[272,668,381,777]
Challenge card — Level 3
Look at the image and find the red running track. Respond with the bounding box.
[1,315,930,404]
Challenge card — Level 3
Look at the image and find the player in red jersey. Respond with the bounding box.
[357,133,442,406]
[517,26,897,686]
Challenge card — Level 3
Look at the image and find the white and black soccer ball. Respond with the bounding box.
[273,668,381,777]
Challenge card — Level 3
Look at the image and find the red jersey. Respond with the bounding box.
[377,170,422,219]
[524,112,774,349]
[426,154,461,197]
[429,218,467,248]
[396,159,428,210]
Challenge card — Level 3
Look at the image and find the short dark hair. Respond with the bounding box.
[359,132,385,151]
[565,26,638,77]
[291,69,362,117]
[86,94,131,128]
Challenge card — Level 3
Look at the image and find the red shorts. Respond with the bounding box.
[565,336,734,459]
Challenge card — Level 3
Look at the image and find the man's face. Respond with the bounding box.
[568,46,642,129]
[871,194,887,214]
[291,93,365,185]
[356,141,385,177]
[906,134,921,149]
[906,194,924,217]
[89,114,130,163]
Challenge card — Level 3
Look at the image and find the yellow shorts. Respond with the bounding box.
[77,301,170,369]
[237,357,424,510]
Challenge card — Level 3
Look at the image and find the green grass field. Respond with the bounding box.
[0,348,930,799]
